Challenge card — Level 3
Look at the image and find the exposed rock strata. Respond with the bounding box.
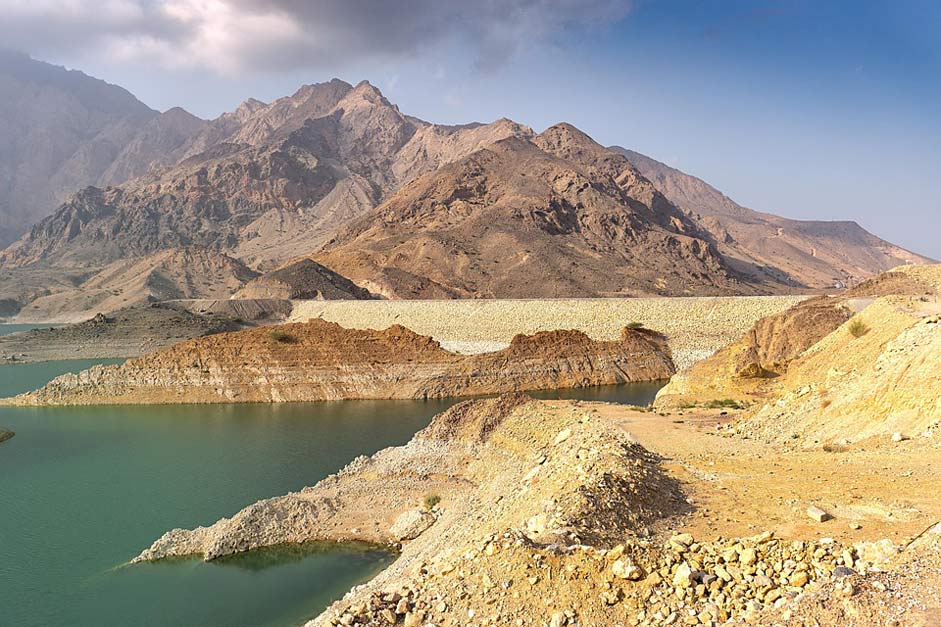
[655,264,941,409]
[5,320,674,406]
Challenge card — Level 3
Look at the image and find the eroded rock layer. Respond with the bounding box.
[6,320,674,406]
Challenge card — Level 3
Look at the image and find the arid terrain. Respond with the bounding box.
[1,56,931,322]
[131,393,941,627]
[1,48,938,627]
[4,320,674,405]
[94,263,938,627]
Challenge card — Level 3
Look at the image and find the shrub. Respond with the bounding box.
[625,321,645,330]
[848,318,870,338]
[423,494,441,510]
[704,399,744,410]
[269,330,298,344]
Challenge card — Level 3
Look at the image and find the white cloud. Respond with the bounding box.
[0,0,632,74]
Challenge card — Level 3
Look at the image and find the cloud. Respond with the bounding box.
[0,0,633,75]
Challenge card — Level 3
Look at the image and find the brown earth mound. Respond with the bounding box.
[232,258,372,300]
[6,320,674,406]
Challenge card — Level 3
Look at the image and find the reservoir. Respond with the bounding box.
[0,327,663,627]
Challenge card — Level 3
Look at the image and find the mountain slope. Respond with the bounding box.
[314,126,750,298]
[613,147,932,287]
[0,80,531,272]
[14,248,258,323]
[0,51,159,246]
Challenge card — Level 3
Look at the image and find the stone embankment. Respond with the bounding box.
[5,320,674,406]
[289,296,805,371]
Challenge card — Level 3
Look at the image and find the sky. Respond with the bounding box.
[2,0,939,257]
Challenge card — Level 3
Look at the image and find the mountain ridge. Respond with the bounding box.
[0,68,931,317]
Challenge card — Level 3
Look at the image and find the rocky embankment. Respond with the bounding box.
[0,304,243,364]
[4,320,674,405]
[133,395,941,627]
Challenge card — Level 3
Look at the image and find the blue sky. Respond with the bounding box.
[12,0,940,257]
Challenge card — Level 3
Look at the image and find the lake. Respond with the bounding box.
[0,328,664,627]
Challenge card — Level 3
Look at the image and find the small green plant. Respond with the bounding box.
[423,494,441,510]
[269,330,298,344]
[704,399,744,410]
[848,318,869,338]
[625,321,645,330]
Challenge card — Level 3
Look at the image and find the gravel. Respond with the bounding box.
[291,297,806,371]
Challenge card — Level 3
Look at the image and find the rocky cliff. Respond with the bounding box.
[6,319,674,406]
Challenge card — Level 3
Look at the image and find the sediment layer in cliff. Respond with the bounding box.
[655,264,941,410]
[6,319,674,406]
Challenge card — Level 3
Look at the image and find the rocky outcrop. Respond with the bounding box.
[5,320,674,406]
[735,296,941,447]
[133,394,687,562]
[655,264,941,409]
[655,298,853,407]
[232,258,371,300]
[0,428,13,444]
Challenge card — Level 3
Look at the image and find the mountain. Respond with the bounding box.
[13,247,259,323]
[313,125,749,298]
[0,80,530,272]
[612,148,932,287]
[0,51,162,247]
[0,69,931,315]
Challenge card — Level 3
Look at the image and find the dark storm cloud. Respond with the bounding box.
[0,0,633,73]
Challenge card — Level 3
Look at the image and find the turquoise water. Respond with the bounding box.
[0,330,665,627]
